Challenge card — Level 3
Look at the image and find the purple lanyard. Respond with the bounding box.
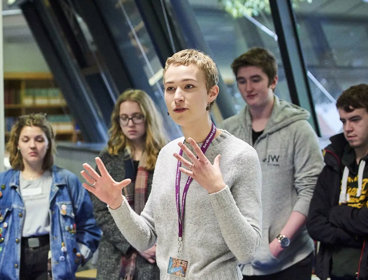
[175,123,217,239]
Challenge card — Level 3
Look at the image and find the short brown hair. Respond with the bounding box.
[231,47,277,86]
[7,113,55,171]
[336,84,368,113]
[163,49,219,91]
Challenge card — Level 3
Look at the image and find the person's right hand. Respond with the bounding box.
[138,244,157,264]
[81,157,131,209]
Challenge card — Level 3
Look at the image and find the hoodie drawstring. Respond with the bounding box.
[339,160,366,204]
[357,160,366,197]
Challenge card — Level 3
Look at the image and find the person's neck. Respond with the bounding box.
[249,97,274,131]
[182,119,215,143]
[355,147,368,164]
[132,140,145,161]
[21,165,44,180]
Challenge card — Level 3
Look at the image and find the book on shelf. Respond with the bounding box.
[4,88,20,105]
[22,88,66,106]
[48,115,74,133]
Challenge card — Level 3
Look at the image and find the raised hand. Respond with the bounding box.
[174,137,226,193]
[81,157,131,209]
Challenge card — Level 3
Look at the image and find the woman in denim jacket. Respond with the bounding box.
[0,113,101,280]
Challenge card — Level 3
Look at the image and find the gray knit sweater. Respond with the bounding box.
[109,130,262,280]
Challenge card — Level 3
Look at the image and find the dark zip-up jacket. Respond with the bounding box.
[307,133,368,280]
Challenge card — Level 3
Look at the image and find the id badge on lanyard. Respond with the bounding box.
[167,123,216,278]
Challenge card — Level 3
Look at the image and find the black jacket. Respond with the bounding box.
[307,133,368,280]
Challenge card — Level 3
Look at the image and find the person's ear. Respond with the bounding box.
[270,75,278,91]
[208,85,219,104]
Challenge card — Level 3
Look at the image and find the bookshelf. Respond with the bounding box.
[4,72,81,142]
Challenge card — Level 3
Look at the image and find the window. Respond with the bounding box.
[293,0,368,137]
[188,0,290,113]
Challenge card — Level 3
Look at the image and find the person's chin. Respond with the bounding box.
[245,99,259,107]
[171,115,186,125]
[127,135,138,140]
[348,141,361,148]
[26,158,43,165]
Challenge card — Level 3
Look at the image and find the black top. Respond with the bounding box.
[252,129,263,144]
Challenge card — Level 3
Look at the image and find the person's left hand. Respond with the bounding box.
[138,244,157,264]
[269,238,283,258]
[174,137,226,194]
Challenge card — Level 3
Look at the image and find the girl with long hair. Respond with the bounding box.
[90,89,166,280]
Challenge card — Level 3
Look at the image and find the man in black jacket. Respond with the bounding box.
[307,83,368,280]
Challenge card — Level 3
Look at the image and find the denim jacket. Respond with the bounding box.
[0,166,101,280]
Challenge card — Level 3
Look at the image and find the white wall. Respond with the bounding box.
[3,11,49,73]
[4,41,49,72]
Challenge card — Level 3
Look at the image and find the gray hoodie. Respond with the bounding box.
[221,96,323,275]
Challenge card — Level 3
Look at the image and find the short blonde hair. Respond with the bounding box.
[163,49,219,91]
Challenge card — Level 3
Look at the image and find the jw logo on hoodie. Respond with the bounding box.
[263,154,280,166]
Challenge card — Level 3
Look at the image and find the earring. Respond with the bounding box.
[206,103,210,111]
[167,111,170,116]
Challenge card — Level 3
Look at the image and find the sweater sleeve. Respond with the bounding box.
[108,196,157,252]
[307,167,361,246]
[107,149,162,252]
[90,193,132,254]
[209,145,262,264]
[292,121,324,216]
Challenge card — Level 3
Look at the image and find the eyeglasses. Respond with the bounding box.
[119,114,145,126]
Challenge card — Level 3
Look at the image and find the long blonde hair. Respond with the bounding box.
[107,89,167,170]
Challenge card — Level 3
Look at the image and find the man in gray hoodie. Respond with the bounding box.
[221,47,323,279]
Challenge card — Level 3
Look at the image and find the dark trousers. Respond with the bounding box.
[243,253,313,280]
[20,236,50,280]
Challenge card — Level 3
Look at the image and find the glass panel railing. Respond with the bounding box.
[293,0,368,138]
[188,0,290,114]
